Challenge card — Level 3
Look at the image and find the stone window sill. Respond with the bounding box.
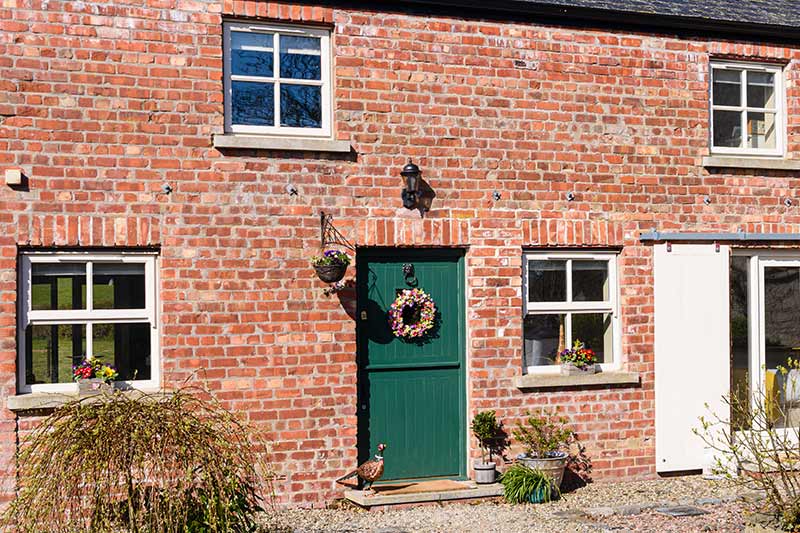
[7,389,168,412]
[514,371,640,390]
[702,156,800,171]
[213,134,352,153]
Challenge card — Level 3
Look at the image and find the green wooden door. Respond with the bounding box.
[356,249,466,482]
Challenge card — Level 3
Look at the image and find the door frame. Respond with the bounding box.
[355,247,467,482]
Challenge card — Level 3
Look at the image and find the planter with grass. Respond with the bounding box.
[499,463,558,504]
[513,410,575,489]
[471,410,503,484]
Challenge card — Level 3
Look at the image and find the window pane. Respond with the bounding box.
[231,81,274,126]
[280,84,322,128]
[713,110,742,148]
[747,71,775,108]
[231,31,274,77]
[524,314,565,367]
[527,260,566,302]
[571,313,612,364]
[93,323,151,381]
[31,263,86,310]
[747,111,776,150]
[93,263,146,310]
[279,35,321,80]
[712,69,741,106]
[572,260,609,302]
[26,324,86,384]
[729,256,750,431]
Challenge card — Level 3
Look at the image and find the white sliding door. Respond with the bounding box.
[654,243,730,472]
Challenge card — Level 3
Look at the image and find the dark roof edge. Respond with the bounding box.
[389,0,800,44]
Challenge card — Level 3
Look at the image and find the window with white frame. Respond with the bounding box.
[223,21,331,137]
[523,252,619,373]
[18,252,158,393]
[711,61,784,156]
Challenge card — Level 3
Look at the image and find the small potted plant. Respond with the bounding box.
[73,355,118,394]
[471,410,502,484]
[559,339,598,375]
[311,249,350,283]
[499,463,558,504]
[513,410,574,490]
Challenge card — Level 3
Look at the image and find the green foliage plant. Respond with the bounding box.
[471,410,502,463]
[499,463,557,504]
[513,410,575,458]
[2,384,274,533]
[695,357,800,532]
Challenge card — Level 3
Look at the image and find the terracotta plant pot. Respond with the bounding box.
[473,461,497,484]
[519,452,568,489]
[314,262,347,283]
[560,363,598,376]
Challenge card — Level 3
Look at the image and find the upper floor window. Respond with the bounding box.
[523,251,619,374]
[711,61,784,156]
[18,251,159,393]
[223,21,331,137]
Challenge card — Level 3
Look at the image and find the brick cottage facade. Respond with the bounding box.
[2,0,800,507]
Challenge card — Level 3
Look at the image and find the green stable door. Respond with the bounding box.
[356,249,466,482]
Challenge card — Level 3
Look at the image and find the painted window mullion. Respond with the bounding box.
[274,33,281,128]
[86,322,93,361]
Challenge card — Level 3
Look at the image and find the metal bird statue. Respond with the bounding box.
[335,443,387,496]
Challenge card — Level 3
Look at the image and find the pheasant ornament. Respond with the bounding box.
[336,443,387,496]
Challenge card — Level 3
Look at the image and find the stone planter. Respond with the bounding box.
[519,452,568,489]
[560,363,599,376]
[314,262,347,283]
[77,378,111,395]
[473,461,496,484]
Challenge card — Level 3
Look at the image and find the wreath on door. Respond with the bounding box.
[388,288,437,340]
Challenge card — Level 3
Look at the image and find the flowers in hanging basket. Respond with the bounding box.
[310,249,351,267]
[388,288,436,340]
[73,356,118,383]
[559,339,597,369]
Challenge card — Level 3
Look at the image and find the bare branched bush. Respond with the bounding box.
[697,382,800,531]
[2,386,274,533]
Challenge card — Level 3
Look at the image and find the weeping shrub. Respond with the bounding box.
[2,386,274,533]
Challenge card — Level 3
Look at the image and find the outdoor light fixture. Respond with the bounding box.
[400,160,421,209]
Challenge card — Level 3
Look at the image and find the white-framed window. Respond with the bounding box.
[223,21,332,137]
[18,251,159,394]
[523,251,620,374]
[710,61,784,156]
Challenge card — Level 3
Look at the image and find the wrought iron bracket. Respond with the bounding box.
[320,211,355,251]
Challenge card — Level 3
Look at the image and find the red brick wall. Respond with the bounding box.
[2,0,800,506]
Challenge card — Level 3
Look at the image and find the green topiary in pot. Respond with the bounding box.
[499,464,558,504]
[471,410,503,484]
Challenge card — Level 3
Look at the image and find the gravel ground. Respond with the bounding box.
[268,476,760,532]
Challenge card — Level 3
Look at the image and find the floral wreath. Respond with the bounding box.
[388,288,436,340]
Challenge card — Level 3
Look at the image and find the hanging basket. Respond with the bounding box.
[314,262,347,283]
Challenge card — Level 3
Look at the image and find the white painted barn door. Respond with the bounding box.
[654,243,730,472]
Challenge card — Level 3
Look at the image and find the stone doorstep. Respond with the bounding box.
[344,481,503,510]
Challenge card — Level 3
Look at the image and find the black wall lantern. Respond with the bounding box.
[400,160,421,210]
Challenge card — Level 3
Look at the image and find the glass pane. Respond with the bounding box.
[572,260,609,302]
[713,110,742,148]
[764,267,800,429]
[93,323,151,381]
[712,69,741,106]
[93,263,146,310]
[747,71,775,108]
[279,35,321,80]
[31,263,86,310]
[523,314,565,367]
[571,313,612,364]
[527,260,566,302]
[729,256,750,430]
[231,31,274,77]
[280,84,322,128]
[26,324,86,384]
[747,111,776,150]
[231,81,274,126]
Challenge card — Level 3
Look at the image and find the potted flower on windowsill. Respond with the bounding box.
[311,249,351,283]
[558,339,598,375]
[471,410,503,484]
[73,356,118,395]
[513,410,575,490]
